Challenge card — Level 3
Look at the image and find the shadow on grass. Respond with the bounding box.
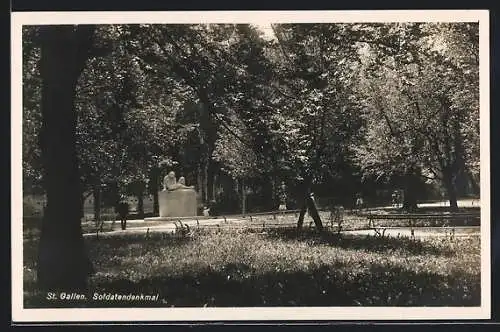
[84,232,194,248]
[262,228,456,257]
[410,206,480,214]
[24,260,480,308]
[22,234,197,275]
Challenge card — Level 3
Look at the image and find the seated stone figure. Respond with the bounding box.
[163,171,194,191]
[159,171,197,217]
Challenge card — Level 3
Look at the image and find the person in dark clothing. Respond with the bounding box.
[392,191,398,208]
[116,196,129,230]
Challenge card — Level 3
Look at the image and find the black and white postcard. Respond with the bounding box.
[11,10,491,322]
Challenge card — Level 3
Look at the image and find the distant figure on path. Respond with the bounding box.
[203,206,211,216]
[116,195,129,230]
[278,181,288,211]
[391,191,398,208]
[355,193,364,211]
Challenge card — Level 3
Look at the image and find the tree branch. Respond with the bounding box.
[270,24,296,68]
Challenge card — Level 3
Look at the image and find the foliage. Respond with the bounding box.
[354,23,479,207]
[22,26,43,194]
[23,22,479,212]
[75,26,183,195]
[267,24,366,186]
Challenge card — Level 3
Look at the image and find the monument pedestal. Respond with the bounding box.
[158,189,197,218]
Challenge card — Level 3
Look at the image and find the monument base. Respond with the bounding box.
[158,189,197,218]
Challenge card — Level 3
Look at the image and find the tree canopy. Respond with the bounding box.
[24,22,480,216]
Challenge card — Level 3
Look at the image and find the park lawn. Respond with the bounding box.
[23,227,480,308]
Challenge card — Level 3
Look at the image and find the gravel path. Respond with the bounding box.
[83,217,480,239]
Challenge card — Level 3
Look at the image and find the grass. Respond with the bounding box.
[23,226,481,308]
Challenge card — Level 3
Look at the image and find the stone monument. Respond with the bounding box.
[158,171,197,218]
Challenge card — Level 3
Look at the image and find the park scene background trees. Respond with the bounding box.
[23,22,479,215]
[21,22,480,296]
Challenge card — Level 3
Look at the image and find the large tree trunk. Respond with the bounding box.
[37,25,95,291]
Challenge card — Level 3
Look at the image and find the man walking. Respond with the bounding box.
[116,195,129,230]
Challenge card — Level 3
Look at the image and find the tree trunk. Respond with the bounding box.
[198,99,217,204]
[402,174,418,212]
[297,201,307,230]
[197,163,203,201]
[207,164,218,202]
[262,176,274,211]
[449,114,465,209]
[467,171,480,196]
[203,160,209,203]
[153,191,159,216]
[137,194,144,219]
[79,192,85,220]
[444,171,459,211]
[241,179,247,215]
[149,167,159,215]
[151,174,159,216]
[92,185,100,223]
[37,25,95,291]
[402,193,417,211]
[296,176,323,232]
[212,173,218,202]
[271,175,277,207]
[306,195,323,232]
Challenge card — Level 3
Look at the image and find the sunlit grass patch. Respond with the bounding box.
[23,228,480,307]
